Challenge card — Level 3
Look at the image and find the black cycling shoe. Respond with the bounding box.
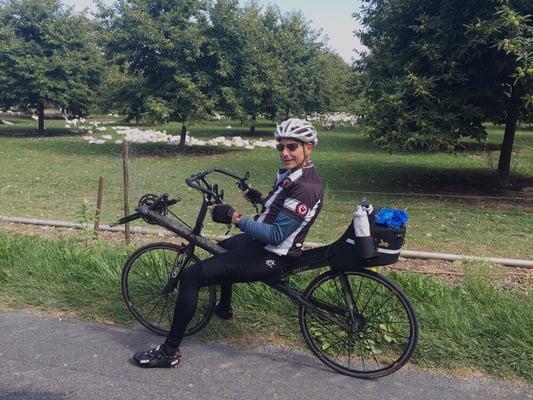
[214,302,234,320]
[203,301,234,320]
[133,345,181,368]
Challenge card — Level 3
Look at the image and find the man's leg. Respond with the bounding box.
[164,243,288,353]
[216,235,257,318]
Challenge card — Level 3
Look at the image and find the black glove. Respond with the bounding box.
[211,204,235,224]
[245,188,263,205]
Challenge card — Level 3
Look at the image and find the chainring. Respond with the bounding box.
[138,193,168,224]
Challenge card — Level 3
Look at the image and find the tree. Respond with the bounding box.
[99,0,214,146]
[0,0,103,132]
[235,4,286,131]
[356,0,532,187]
[273,10,327,117]
[466,3,533,186]
[96,65,147,123]
[221,4,340,130]
[201,0,246,122]
[303,50,357,113]
[205,2,287,132]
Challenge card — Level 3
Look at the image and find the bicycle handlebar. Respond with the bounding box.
[112,169,251,227]
[185,168,250,203]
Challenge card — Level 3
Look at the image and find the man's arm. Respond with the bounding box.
[234,212,300,246]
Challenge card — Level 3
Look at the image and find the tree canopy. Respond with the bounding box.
[356,0,532,186]
[98,0,215,144]
[0,0,103,132]
[97,0,355,136]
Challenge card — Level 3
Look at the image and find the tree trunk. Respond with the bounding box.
[496,85,521,188]
[38,103,45,133]
[249,114,256,135]
[179,123,187,148]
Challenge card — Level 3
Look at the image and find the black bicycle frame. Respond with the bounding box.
[139,205,354,330]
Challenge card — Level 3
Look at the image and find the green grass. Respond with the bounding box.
[0,230,531,382]
[0,116,531,258]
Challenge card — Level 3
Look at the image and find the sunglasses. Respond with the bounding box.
[276,143,302,152]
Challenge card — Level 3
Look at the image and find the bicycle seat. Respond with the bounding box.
[284,245,332,273]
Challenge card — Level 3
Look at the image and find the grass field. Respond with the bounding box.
[0,116,531,258]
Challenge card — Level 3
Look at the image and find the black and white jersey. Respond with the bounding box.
[257,164,323,257]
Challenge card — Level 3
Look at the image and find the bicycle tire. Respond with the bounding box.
[299,269,418,379]
[121,242,216,337]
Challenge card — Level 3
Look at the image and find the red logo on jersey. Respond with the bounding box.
[281,178,292,188]
[296,203,309,217]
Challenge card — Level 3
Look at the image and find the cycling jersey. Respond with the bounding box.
[237,164,323,257]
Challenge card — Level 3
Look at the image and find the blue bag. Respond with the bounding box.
[375,208,409,229]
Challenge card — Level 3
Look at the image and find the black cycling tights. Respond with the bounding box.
[162,235,289,354]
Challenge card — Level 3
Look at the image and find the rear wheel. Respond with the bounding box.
[121,242,216,336]
[299,269,418,378]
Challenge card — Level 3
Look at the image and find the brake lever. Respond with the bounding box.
[236,173,259,213]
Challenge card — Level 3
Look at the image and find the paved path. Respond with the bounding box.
[0,311,531,400]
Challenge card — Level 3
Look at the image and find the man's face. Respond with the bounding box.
[277,139,313,170]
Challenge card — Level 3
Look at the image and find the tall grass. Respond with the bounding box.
[0,230,531,382]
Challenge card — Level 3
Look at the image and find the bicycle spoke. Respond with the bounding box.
[333,276,347,307]
[143,252,161,280]
[367,292,395,319]
[140,256,165,283]
[144,295,165,321]
[354,275,365,308]
[162,250,170,275]
[360,281,379,314]
[372,324,408,339]
[321,278,342,306]
[356,335,367,371]
[369,305,407,321]
[368,343,382,368]
[308,316,346,344]
[129,269,162,292]
[321,335,348,354]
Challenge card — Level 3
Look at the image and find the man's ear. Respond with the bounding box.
[305,143,314,153]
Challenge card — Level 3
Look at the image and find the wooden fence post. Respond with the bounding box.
[93,176,104,235]
[122,141,130,244]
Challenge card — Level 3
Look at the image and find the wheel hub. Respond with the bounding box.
[347,314,366,333]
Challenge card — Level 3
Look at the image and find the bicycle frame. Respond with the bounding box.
[140,206,356,330]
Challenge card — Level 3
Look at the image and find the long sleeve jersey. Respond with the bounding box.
[236,164,323,257]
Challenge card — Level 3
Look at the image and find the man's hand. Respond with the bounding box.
[244,188,263,205]
[210,204,236,224]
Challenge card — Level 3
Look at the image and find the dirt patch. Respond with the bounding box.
[0,221,186,247]
[1,221,531,291]
[390,257,532,292]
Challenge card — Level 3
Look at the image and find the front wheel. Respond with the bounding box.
[299,269,418,379]
[121,242,216,336]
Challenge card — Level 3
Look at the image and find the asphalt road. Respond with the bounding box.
[0,311,531,400]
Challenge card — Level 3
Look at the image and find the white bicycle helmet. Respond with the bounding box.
[275,118,318,146]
